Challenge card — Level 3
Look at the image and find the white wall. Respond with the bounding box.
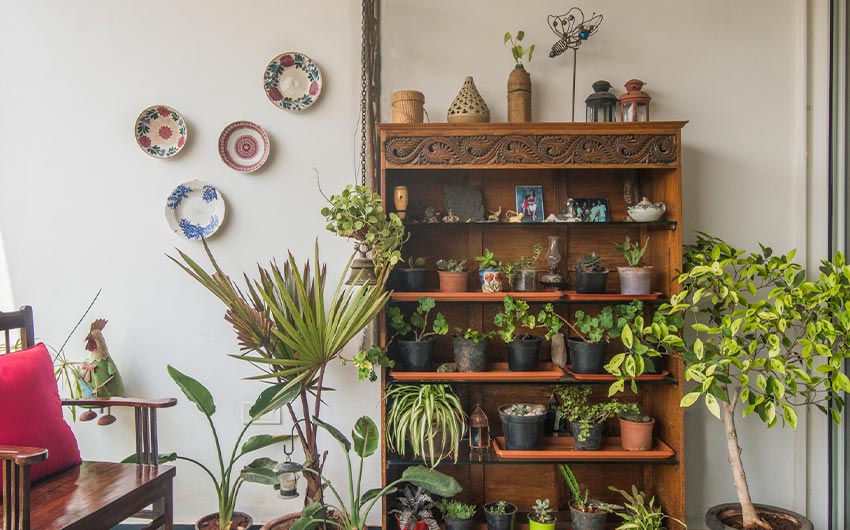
[382,1,810,528]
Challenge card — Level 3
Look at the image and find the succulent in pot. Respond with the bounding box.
[559,464,612,530]
[574,252,609,294]
[494,295,556,371]
[437,258,469,292]
[501,244,543,292]
[562,301,643,374]
[392,485,439,530]
[615,236,652,295]
[388,297,448,371]
[440,499,477,530]
[475,249,503,292]
[452,327,493,372]
[485,500,518,530]
[398,257,428,292]
[498,403,548,450]
[616,403,655,452]
[386,383,467,467]
[556,385,622,451]
[608,485,684,530]
[528,499,557,530]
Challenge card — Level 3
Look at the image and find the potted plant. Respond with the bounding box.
[485,500,518,530]
[495,295,558,372]
[452,327,492,372]
[392,485,439,530]
[559,464,611,530]
[440,499,477,530]
[608,485,685,530]
[617,403,654,452]
[562,301,643,374]
[398,257,427,292]
[163,366,289,530]
[504,31,535,122]
[387,297,448,372]
[475,249,503,293]
[289,415,462,530]
[574,252,609,294]
[615,236,651,295]
[498,403,548,450]
[528,499,556,530]
[386,383,467,467]
[501,244,543,292]
[437,258,469,292]
[605,233,850,529]
[556,385,622,451]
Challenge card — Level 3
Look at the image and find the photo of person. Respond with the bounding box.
[572,198,609,222]
[515,186,545,222]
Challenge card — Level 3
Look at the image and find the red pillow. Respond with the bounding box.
[0,343,82,483]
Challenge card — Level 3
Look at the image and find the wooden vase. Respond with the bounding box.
[507,65,532,123]
[393,185,409,219]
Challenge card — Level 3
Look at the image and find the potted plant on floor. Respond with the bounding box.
[498,403,548,450]
[485,500,518,530]
[495,295,558,371]
[574,252,609,294]
[559,464,611,530]
[616,403,654,451]
[615,236,651,295]
[387,297,448,371]
[386,383,467,467]
[440,499,477,530]
[452,327,492,372]
[608,485,685,530]
[289,415,462,530]
[501,244,543,292]
[437,258,469,292]
[392,485,439,530]
[562,301,643,374]
[556,385,622,451]
[475,249,503,293]
[528,499,557,530]
[606,233,850,529]
[398,257,427,292]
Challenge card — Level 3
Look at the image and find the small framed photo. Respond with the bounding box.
[572,198,609,222]
[515,186,545,222]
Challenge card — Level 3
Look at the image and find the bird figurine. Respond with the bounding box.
[76,319,124,425]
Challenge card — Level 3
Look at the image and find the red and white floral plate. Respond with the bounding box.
[263,52,322,111]
[218,121,270,172]
[134,105,187,158]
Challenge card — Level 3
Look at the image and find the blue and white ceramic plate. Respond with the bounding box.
[165,180,226,240]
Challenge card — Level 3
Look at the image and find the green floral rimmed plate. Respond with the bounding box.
[134,105,187,158]
[263,52,322,111]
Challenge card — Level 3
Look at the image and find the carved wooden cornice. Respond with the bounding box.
[384,133,678,166]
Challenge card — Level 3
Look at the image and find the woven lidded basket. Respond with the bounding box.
[392,90,425,123]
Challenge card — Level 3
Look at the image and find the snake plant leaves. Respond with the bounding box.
[352,415,379,458]
[167,365,215,417]
[250,382,301,419]
[401,466,462,497]
[313,415,351,452]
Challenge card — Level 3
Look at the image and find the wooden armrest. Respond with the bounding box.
[61,397,177,409]
[0,445,48,465]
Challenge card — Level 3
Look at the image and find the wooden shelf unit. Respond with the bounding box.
[378,122,686,529]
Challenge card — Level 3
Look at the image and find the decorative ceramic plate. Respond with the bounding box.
[135,105,188,158]
[218,121,270,172]
[165,180,226,240]
[263,52,322,111]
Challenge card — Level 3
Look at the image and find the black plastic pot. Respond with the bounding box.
[485,502,517,530]
[704,503,813,530]
[453,336,488,372]
[570,421,604,451]
[569,503,608,530]
[444,517,475,530]
[397,337,434,371]
[397,268,427,292]
[499,404,547,450]
[574,269,609,294]
[568,339,606,374]
[506,336,543,372]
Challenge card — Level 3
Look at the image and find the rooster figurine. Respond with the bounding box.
[76,319,124,425]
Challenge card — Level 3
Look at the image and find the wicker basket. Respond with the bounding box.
[392,90,425,123]
[507,66,532,123]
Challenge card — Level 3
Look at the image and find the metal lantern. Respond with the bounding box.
[469,404,491,450]
[274,457,303,499]
[585,80,618,122]
[345,242,377,285]
[619,79,651,122]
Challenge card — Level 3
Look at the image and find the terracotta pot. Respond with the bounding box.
[196,512,253,530]
[704,503,813,530]
[618,417,655,451]
[439,271,469,292]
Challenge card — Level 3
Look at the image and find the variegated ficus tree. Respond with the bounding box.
[605,233,850,529]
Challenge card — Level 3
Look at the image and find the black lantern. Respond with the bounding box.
[585,80,618,122]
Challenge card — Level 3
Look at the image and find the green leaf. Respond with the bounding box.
[352,415,379,458]
[167,365,215,417]
[782,403,798,429]
[250,382,301,419]
[621,325,633,349]
[290,503,326,530]
[504,32,511,44]
[705,394,721,419]
[240,434,292,457]
[241,466,279,485]
[361,486,397,504]
[121,452,176,464]
[313,415,351,452]
[401,465,462,497]
[517,30,525,41]
[680,391,701,408]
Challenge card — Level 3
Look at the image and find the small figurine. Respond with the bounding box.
[76,319,124,426]
[442,209,460,223]
[504,210,524,223]
[424,207,440,223]
[486,207,502,222]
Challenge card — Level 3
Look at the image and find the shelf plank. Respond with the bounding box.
[564,366,670,382]
[403,221,677,229]
[390,291,562,302]
[492,436,675,462]
[389,362,564,383]
[562,291,663,301]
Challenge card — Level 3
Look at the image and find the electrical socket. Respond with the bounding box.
[242,402,282,425]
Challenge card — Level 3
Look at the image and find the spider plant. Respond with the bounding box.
[385,384,467,468]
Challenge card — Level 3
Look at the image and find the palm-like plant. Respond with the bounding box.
[169,240,391,504]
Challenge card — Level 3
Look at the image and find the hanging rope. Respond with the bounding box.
[359,0,380,190]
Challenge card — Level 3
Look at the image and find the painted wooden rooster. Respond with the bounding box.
[76,319,124,425]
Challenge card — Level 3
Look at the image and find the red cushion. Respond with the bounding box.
[0,343,82,483]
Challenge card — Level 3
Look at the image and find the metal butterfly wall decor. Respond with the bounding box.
[547,7,604,120]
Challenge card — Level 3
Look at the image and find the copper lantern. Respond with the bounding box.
[469,404,490,450]
[585,80,618,122]
[619,79,651,122]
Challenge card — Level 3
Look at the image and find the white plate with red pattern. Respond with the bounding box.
[134,105,188,158]
[218,121,270,172]
[263,52,322,111]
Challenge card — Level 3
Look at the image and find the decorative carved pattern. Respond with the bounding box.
[385,133,678,166]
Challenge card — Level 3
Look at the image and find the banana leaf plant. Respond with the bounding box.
[168,240,392,504]
[291,415,462,530]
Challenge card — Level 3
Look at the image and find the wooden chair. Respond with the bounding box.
[0,306,177,530]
